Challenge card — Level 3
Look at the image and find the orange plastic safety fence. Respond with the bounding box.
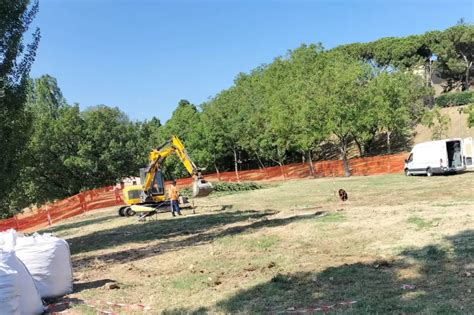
[179,152,407,185]
[0,186,126,233]
[0,152,407,232]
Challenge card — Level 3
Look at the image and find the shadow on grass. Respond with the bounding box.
[73,278,115,293]
[70,210,323,268]
[69,210,276,254]
[43,297,86,313]
[163,230,473,314]
[42,214,118,234]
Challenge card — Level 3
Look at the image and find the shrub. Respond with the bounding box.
[180,181,264,197]
[435,91,474,107]
[212,181,263,192]
[421,106,451,140]
[465,104,474,128]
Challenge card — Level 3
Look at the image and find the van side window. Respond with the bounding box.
[408,153,413,162]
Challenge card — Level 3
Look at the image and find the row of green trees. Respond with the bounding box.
[192,47,431,179]
[5,58,428,216]
[0,1,472,217]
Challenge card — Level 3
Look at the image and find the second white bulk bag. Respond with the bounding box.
[13,256,44,314]
[15,233,73,298]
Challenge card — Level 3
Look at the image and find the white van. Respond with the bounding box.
[404,138,470,176]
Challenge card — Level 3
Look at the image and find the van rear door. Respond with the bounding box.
[463,137,473,169]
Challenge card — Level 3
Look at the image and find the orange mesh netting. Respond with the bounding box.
[0,152,407,232]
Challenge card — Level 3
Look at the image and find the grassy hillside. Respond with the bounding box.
[42,173,474,314]
[413,105,474,144]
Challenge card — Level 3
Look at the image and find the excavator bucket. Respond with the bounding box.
[192,179,213,198]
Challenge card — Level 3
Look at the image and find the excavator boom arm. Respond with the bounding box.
[142,135,211,198]
[170,135,200,177]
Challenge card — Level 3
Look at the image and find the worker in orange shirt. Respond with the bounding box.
[169,180,181,217]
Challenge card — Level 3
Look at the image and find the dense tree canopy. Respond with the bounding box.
[334,24,473,91]
[0,0,40,215]
[3,77,151,215]
[434,24,474,91]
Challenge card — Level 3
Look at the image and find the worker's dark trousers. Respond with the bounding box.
[171,200,181,215]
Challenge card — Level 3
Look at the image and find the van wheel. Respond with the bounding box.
[426,167,433,177]
[404,168,411,176]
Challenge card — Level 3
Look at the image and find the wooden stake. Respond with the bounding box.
[332,172,336,198]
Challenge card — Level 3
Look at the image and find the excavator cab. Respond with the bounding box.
[140,168,165,198]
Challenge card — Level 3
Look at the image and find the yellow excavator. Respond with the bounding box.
[118,135,213,218]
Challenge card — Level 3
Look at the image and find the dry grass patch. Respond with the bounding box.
[40,173,473,314]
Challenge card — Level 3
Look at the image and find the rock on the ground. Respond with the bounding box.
[103,282,120,290]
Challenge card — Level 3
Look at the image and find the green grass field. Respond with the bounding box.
[43,173,474,314]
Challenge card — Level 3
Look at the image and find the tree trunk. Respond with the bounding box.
[255,152,269,180]
[276,147,287,179]
[255,153,267,172]
[464,60,472,91]
[238,151,242,171]
[255,152,265,170]
[214,162,221,181]
[364,138,374,156]
[429,60,433,87]
[340,142,351,177]
[386,131,392,154]
[307,151,315,177]
[353,137,363,157]
[233,147,240,182]
[425,60,433,87]
[278,161,286,179]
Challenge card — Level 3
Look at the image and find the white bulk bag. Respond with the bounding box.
[0,230,44,315]
[0,250,20,315]
[15,233,73,298]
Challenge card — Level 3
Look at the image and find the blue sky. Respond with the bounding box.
[30,0,473,123]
